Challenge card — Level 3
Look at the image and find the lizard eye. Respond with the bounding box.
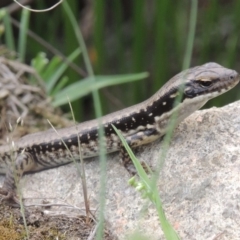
[199,81,212,88]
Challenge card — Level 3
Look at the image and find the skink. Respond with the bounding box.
[0,62,239,202]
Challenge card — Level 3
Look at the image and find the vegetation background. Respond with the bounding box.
[0,0,239,121]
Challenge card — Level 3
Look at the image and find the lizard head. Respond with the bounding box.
[183,62,239,99]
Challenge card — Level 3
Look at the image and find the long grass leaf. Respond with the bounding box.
[46,47,81,93]
[52,72,148,106]
[112,126,180,240]
[62,2,106,238]
[2,9,15,51]
[51,76,69,96]
[41,56,61,80]
[18,8,30,62]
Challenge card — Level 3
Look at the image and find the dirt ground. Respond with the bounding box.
[0,204,115,240]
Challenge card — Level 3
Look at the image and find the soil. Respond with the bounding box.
[0,204,115,240]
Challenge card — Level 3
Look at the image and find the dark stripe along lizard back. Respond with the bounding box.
[0,62,239,203]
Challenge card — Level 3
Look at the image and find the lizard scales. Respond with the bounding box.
[0,62,239,201]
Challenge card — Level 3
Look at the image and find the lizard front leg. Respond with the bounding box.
[120,128,160,175]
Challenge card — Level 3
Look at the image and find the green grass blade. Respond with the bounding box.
[182,0,198,70]
[18,8,30,62]
[40,56,61,80]
[150,0,198,199]
[52,72,148,107]
[51,76,69,96]
[112,125,180,240]
[62,2,105,238]
[46,47,81,93]
[93,0,105,74]
[1,9,15,51]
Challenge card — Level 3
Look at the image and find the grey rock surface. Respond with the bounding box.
[1,100,240,240]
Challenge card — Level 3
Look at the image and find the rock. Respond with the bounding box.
[1,100,240,239]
